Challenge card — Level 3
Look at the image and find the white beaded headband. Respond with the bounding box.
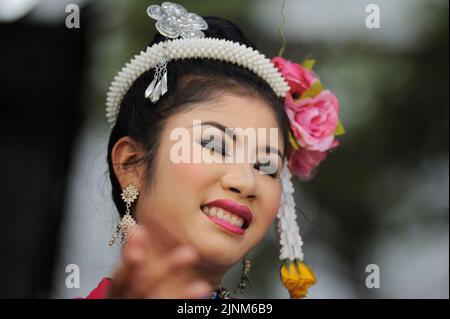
[105,2,310,298]
[105,38,290,127]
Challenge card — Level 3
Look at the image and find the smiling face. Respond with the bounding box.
[135,93,285,269]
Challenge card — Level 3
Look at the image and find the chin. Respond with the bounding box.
[201,247,243,268]
[190,234,246,268]
[183,210,252,266]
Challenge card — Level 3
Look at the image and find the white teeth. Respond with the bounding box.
[202,206,245,228]
[234,217,244,227]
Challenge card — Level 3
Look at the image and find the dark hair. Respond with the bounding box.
[107,16,291,217]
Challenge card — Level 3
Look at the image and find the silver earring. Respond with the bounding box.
[235,256,252,294]
[109,184,139,246]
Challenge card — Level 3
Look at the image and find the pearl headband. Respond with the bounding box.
[105,1,315,298]
[105,38,290,127]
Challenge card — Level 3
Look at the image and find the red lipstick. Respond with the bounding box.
[201,199,253,231]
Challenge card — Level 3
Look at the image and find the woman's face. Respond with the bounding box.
[136,93,285,269]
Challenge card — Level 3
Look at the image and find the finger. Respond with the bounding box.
[122,226,149,267]
[132,246,201,297]
[162,246,200,270]
[108,262,131,298]
[169,281,212,299]
[109,226,148,298]
[151,281,212,299]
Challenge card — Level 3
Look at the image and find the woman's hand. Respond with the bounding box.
[108,225,212,298]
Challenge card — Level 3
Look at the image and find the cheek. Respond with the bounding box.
[160,135,220,187]
[257,181,282,228]
[165,162,223,198]
[168,162,215,184]
[147,161,219,221]
[241,180,281,252]
[156,162,211,211]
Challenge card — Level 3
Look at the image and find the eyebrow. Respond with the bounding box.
[190,121,236,141]
[190,121,284,159]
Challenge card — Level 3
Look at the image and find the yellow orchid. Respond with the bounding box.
[280,259,317,299]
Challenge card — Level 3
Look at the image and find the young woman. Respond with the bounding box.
[85,2,343,299]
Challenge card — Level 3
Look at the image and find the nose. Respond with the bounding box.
[220,163,257,199]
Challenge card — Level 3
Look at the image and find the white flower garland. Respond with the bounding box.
[105,37,290,127]
[277,162,304,261]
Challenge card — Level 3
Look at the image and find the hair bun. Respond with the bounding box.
[149,16,257,49]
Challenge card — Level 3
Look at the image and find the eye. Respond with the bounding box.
[253,159,279,178]
[198,139,229,157]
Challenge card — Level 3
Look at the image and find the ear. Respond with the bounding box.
[111,136,147,191]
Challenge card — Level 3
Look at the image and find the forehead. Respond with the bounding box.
[167,93,281,131]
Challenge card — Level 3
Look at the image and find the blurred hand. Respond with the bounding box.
[108,225,212,298]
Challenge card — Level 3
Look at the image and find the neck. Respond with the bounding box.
[169,262,225,293]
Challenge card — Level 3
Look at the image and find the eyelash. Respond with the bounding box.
[253,162,279,178]
[199,139,279,178]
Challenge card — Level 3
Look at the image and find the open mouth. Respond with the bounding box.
[200,200,252,235]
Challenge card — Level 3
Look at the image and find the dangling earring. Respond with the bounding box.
[235,256,252,294]
[109,184,139,246]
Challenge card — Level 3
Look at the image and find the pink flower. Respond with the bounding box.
[285,90,339,152]
[288,149,328,181]
[272,56,318,96]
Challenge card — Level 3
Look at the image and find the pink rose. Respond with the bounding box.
[285,90,339,152]
[288,148,328,181]
[272,56,318,96]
